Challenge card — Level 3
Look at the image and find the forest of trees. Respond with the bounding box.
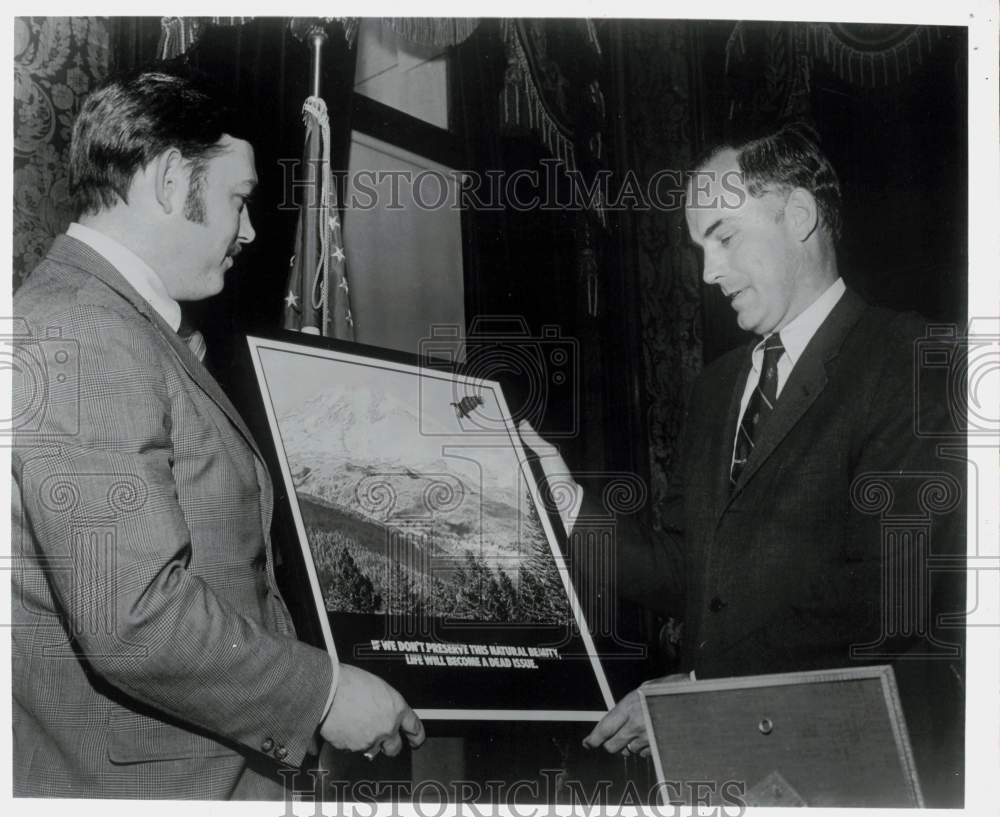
[308,525,571,624]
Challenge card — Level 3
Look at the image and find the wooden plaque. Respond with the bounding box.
[639,665,923,808]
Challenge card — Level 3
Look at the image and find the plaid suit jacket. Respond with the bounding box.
[12,235,334,799]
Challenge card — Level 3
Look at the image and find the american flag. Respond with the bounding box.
[282,96,354,339]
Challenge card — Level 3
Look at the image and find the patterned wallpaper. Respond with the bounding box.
[13,17,110,288]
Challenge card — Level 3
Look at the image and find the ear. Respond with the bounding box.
[783,187,819,242]
[150,148,187,215]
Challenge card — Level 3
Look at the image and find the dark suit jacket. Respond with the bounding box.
[616,289,965,805]
[12,236,333,798]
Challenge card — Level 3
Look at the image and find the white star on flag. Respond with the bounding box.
[282,95,354,340]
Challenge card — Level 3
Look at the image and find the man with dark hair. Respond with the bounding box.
[577,123,964,805]
[12,68,424,799]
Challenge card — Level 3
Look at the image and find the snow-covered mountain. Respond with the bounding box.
[276,384,547,568]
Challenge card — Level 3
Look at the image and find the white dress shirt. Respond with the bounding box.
[735,277,847,436]
[68,222,183,331]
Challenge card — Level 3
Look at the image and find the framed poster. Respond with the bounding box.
[246,334,614,721]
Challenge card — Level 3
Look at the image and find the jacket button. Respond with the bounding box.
[275,745,289,760]
[261,738,274,752]
[709,596,727,613]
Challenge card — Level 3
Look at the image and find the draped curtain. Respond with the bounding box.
[498,19,607,224]
[156,16,480,59]
[723,21,966,324]
[614,21,705,538]
[725,21,947,133]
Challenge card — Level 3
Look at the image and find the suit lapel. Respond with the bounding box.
[47,236,265,463]
[712,349,753,517]
[726,289,867,503]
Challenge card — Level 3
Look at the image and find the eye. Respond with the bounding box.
[719,234,733,247]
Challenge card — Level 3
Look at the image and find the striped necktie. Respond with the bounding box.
[731,332,784,486]
[177,322,207,363]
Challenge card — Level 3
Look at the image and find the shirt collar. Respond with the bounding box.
[752,277,846,369]
[67,222,182,332]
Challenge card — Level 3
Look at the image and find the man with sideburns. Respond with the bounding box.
[12,68,424,799]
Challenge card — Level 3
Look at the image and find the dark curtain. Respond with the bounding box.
[452,20,657,798]
[722,22,967,328]
[812,30,967,325]
[459,20,608,476]
[607,20,712,530]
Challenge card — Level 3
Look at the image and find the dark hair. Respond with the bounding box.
[69,68,242,217]
[695,122,842,241]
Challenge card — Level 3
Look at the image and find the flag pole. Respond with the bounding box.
[284,19,354,340]
[309,27,327,97]
[307,25,330,333]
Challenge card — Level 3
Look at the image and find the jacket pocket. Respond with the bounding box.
[106,708,237,764]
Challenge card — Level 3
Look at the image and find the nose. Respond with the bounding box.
[238,206,256,245]
[701,249,724,285]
